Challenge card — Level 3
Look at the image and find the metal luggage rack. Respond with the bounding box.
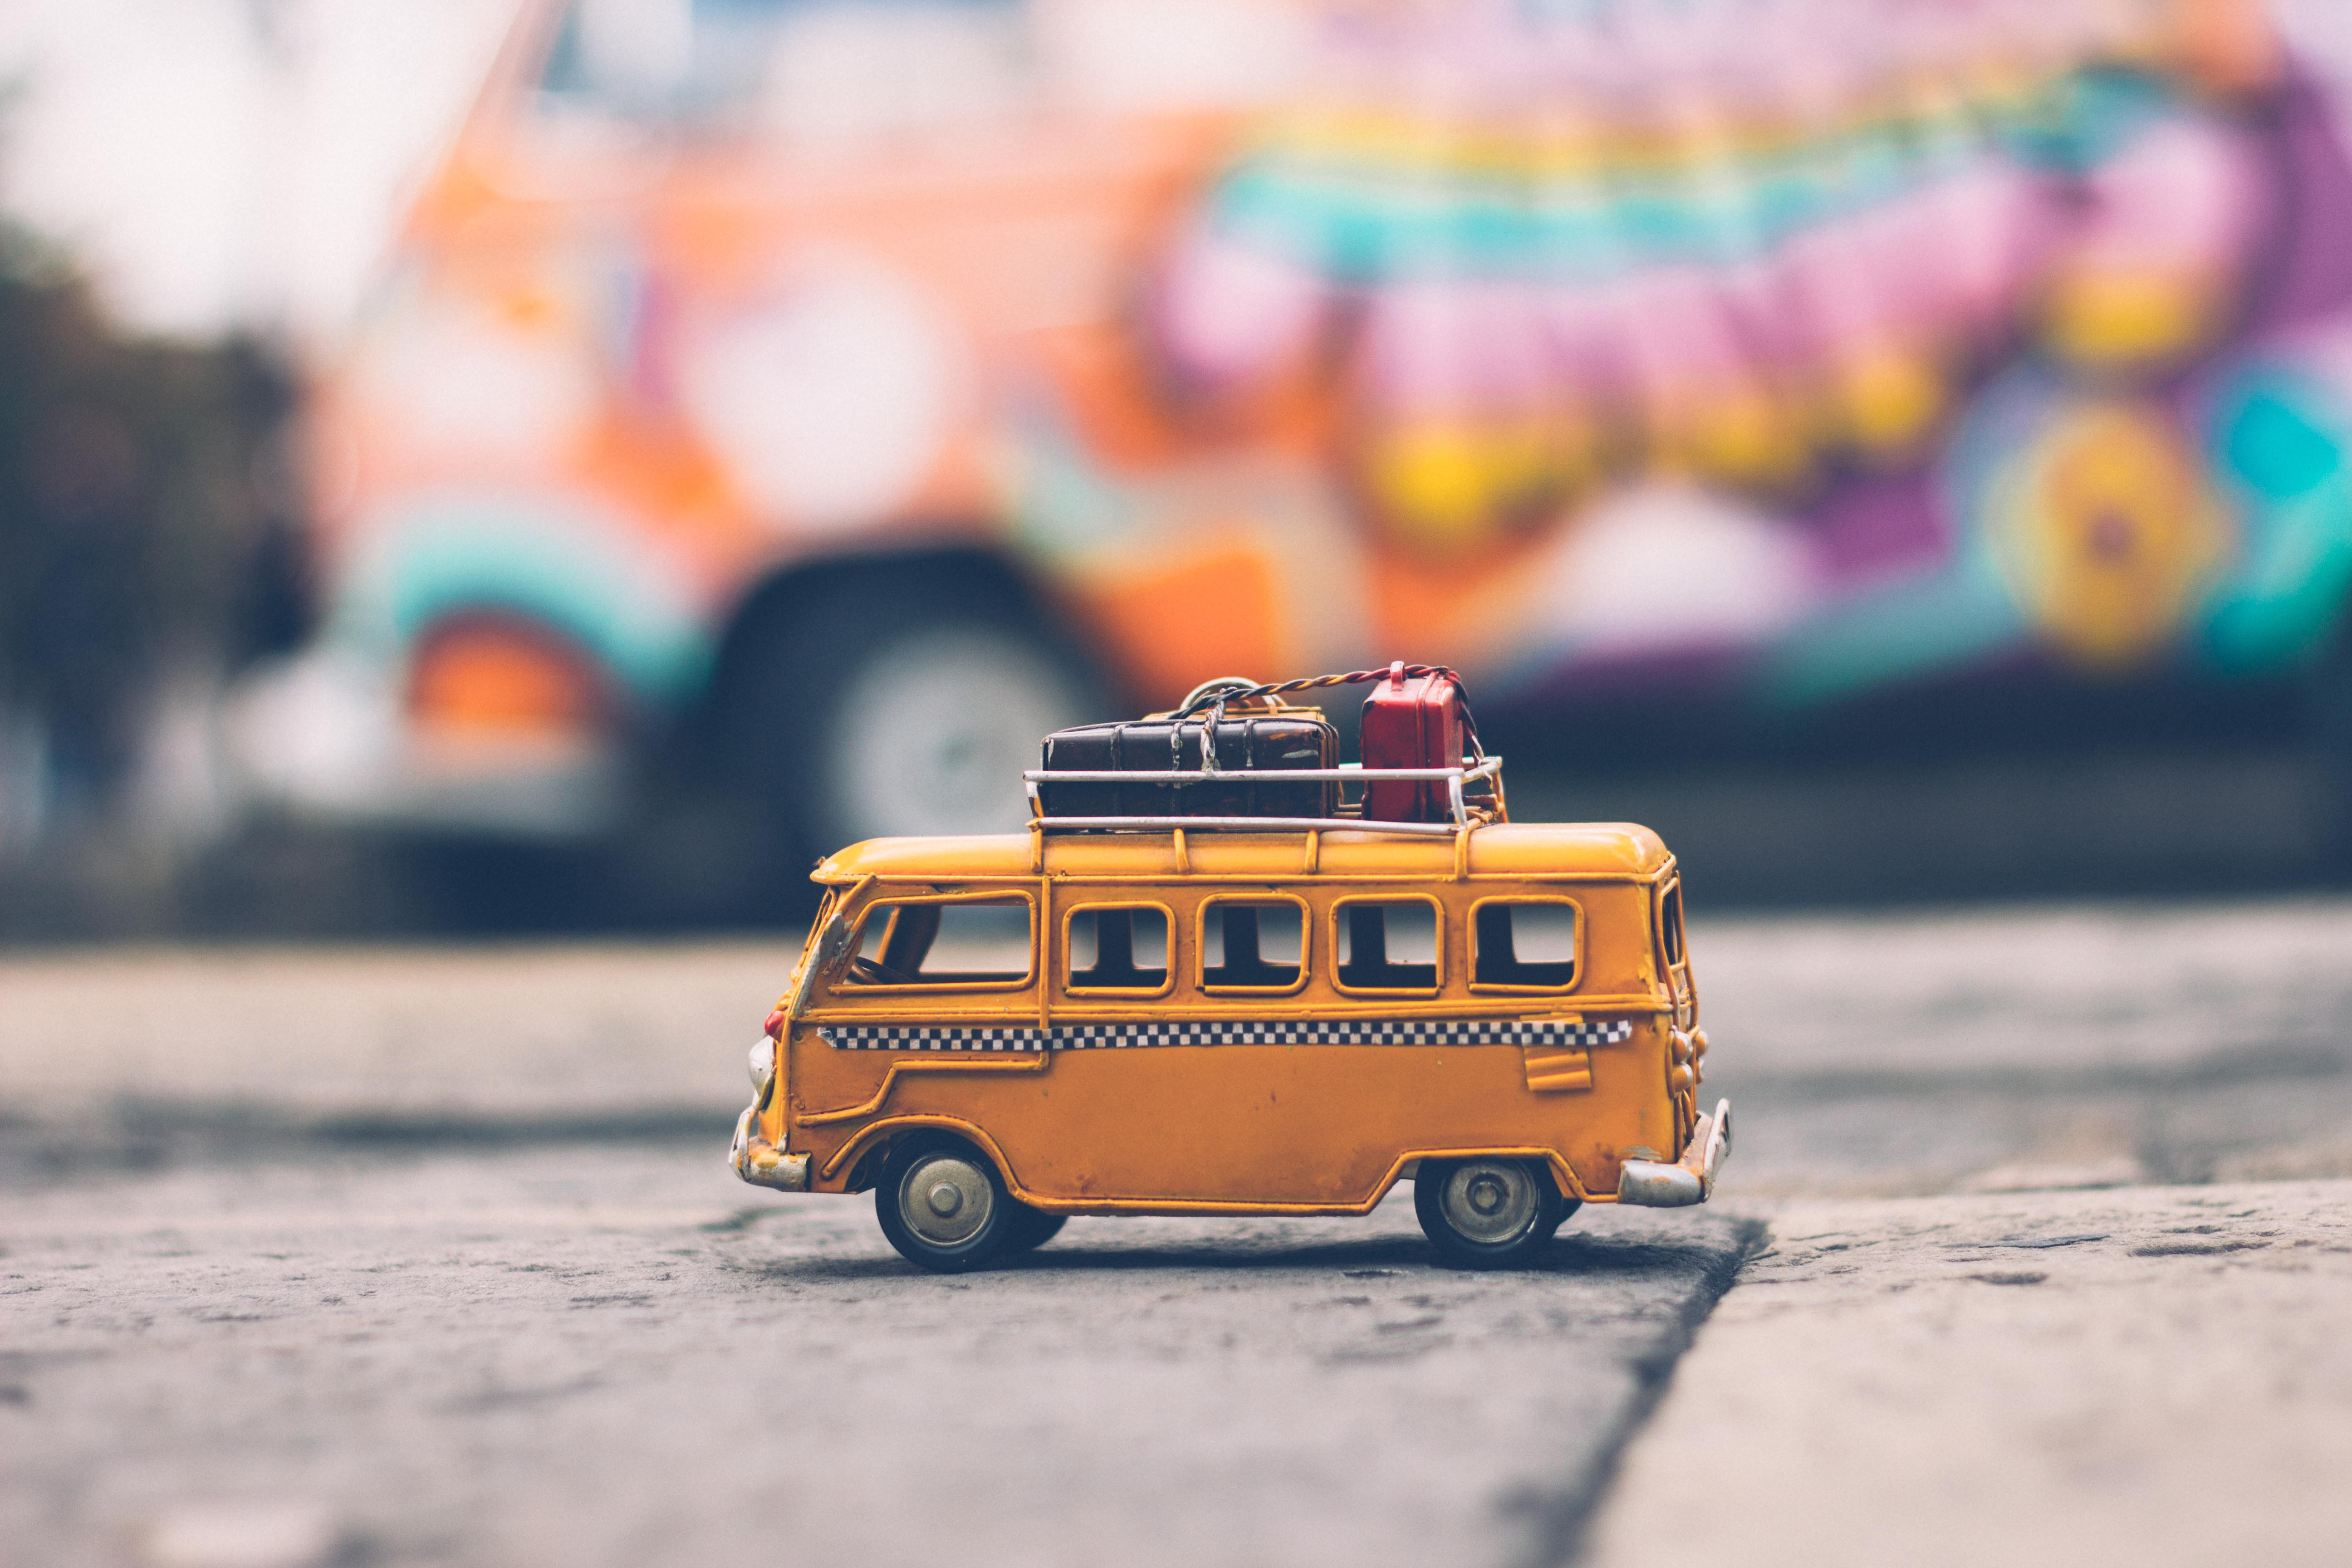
[1021,755,1507,838]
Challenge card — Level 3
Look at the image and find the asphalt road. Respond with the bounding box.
[5,896,2351,1567]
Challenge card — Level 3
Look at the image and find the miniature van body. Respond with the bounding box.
[730,745,1729,1269]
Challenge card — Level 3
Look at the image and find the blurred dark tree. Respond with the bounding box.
[0,227,306,819]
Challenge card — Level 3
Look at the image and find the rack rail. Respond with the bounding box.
[1020,756,1506,838]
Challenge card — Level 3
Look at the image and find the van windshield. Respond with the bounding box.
[844,897,1032,986]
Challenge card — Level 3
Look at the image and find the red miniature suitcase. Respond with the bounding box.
[1359,663,1468,822]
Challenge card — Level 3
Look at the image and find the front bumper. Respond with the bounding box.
[729,1106,810,1192]
[1617,1098,1732,1207]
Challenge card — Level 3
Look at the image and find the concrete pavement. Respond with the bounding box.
[6,895,2352,1565]
[1,1145,1756,1568]
[1591,1181,2352,1568]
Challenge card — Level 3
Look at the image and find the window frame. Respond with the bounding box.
[1658,880,1687,969]
[1058,899,1178,1001]
[826,887,1039,998]
[1466,894,1586,996]
[1194,892,1313,998]
[1326,892,1446,999]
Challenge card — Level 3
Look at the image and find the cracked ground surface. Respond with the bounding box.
[1592,1181,2352,1568]
[6,895,2351,1566]
[1,1149,1754,1568]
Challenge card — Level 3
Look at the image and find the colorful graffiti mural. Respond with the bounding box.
[238,0,2352,853]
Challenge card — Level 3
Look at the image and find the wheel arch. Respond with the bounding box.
[701,542,1107,728]
[826,1114,1026,1199]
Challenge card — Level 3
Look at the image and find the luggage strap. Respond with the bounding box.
[1171,665,1486,764]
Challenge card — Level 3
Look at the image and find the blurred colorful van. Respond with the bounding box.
[236,0,2352,868]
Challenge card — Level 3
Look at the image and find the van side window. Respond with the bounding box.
[1333,898,1440,991]
[845,897,1032,987]
[1660,883,1686,967]
[1200,897,1306,991]
[1473,901,1578,988]
[1066,906,1171,991]
[536,0,1030,136]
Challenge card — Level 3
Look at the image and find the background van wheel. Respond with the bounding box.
[2314,627,2352,876]
[1000,1203,1067,1256]
[875,1136,1014,1273]
[709,556,1108,887]
[1413,1158,1572,1269]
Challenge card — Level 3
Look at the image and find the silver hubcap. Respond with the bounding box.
[900,1153,993,1246]
[1441,1160,1540,1245]
[822,627,1092,846]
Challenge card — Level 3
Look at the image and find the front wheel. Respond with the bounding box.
[875,1136,1015,1273]
[1414,1158,1573,1269]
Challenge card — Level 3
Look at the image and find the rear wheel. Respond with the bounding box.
[1413,1158,1573,1269]
[875,1136,1014,1273]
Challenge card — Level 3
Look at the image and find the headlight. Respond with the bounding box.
[748,1037,775,1091]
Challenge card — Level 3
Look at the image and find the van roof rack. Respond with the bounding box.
[1021,756,1506,838]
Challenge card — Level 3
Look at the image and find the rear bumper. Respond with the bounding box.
[1617,1098,1732,1207]
[729,1107,810,1192]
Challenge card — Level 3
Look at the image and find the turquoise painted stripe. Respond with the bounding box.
[1205,68,2175,284]
[331,497,715,703]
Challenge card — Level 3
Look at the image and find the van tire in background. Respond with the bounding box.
[2314,627,2352,875]
[875,1134,1018,1273]
[708,553,1108,884]
[1413,1158,1573,1269]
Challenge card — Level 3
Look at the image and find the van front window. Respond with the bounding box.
[845,896,1032,986]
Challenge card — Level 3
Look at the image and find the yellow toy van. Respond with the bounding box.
[730,676,1728,1270]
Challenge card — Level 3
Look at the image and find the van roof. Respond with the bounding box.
[814,823,1673,884]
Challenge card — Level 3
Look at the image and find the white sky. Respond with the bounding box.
[0,0,520,343]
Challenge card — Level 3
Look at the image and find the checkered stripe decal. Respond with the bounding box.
[818,1019,1635,1052]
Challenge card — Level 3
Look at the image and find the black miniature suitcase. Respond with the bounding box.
[1039,703,1338,819]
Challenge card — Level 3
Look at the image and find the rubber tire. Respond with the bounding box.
[2313,626,2352,877]
[715,567,1107,870]
[999,1203,1068,1256]
[1413,1158,1574,1269]
[874,1135,1015,1274]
